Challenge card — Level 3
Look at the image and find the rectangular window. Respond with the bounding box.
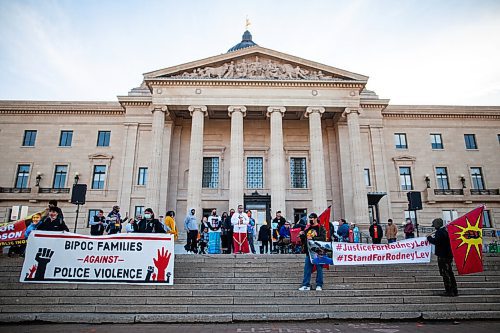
[52,165,68,189]
[97,131,111,147]
[137,167,148,186]
[442,210,458,224]
[202,157,219,188]
[134,206,144,218]
[290,157,307,188]
[59,130,73,147]
[399,167,413,191]
[22,130,37,147]
[92,165,106,189]
[87,209,100,228]
[470,167,485,190]
[364,168,371,186]
[483,210,492,228]
[246,157,263,189]
[464,134,477,149]
[394,133,407,149]
[404,210,416,225]
[435,167,449,190]
[430,134,443,149]
[15,165,30,188]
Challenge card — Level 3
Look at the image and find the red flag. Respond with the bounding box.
[318,206,331,240]
[447,205,484,275]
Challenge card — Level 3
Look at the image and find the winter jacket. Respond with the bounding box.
[273,216,287,230]
[279,225,291,239]
[300,224,327,257]
[164,216,178,240]
[385,223,398,239]
[134,218,166,233]
[106,210,125,234]
[369,224,383,240]
[337,223,349,242]
[90,215,106,236]
[183,208,198,231]
[37,217,69,232]
[258,225,271,242]
[427,227,453,259]
[404,222,415,235]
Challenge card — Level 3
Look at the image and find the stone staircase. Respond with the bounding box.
[0,253,499,323]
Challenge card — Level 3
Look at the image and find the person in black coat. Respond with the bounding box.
[37,207,69,232]
[258,222,271,254]
[221,209,234,254]
[134,208,166,233]
[90,209,106,236]
[369,220,383,244]
[427,218,458,297]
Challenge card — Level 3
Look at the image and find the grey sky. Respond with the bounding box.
[0,0,499,105]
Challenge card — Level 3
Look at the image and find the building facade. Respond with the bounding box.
[1,32,499,238]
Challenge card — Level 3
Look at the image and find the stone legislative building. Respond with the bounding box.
[0,31,499,238]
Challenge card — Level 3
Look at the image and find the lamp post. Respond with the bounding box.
[35,172,42,187]
[424,174,430,188]
[460,174,466,188]
[74,172,80,185]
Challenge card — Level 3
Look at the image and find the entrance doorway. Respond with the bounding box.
[244,192,271,240]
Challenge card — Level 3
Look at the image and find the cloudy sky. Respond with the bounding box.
[1,0,499,105]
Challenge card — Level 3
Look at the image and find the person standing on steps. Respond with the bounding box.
[184,208,199,254]
[298,213,327,291]
[427,218,458,297]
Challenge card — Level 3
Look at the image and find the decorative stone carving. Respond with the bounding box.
[168,58,343,81]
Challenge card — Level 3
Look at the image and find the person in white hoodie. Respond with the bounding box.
[184,208,198,253]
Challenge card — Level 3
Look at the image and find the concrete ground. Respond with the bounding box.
[1,321,499,333]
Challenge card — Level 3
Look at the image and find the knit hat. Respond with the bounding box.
[432,218,444,229]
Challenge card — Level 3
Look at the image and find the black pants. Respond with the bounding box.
[438,257,458,295]
[185,230,198,253]
[372,238,382,244]
[259,241,269,254]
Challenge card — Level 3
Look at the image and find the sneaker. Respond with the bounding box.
[298,286,310,291]
[315,286,323,291]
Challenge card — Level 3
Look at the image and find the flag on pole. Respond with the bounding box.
[318,206,331,240]
[447,205,484,275]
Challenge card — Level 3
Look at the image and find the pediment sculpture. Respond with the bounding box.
[165,59,345,81]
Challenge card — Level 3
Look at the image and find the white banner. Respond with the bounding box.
[332,237,431,266]
[20,231,174,285]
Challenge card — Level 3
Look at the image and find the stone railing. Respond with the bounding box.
[0,187,31,193]
[471,189,500,195]
[434,188,464,195]
[38,187,71,194]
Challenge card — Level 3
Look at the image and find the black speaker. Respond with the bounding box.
[407,191,422,210]
[71,184,87,205]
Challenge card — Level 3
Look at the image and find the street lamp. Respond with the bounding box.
[35,172,42,187]
[74,172,80,185]
[424,174,430,188]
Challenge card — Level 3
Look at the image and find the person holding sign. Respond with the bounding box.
[37,207,69,232]
[298,213,327,291]
[134,208,166,234]
[231,205,249,254]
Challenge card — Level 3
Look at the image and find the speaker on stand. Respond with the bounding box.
[71,184,87,233]
[406,191,423,237]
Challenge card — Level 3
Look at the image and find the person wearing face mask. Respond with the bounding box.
[184,208,199,254]
[385,219,398,243]
[231,205,249,254]
[134,208,166,234]
[298,213,327,291]
[37,207,70,232]
[207,208,222,254]
[222,209,235,254]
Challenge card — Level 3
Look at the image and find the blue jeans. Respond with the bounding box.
[301,256,323,287]
[388,238,397,243]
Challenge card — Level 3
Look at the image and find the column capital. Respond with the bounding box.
[342,107,361,118]
[188,105,208,117]
[150,104,169,115]
[266,106,286,118]
[305,106,325,118]
[228,105,247,117]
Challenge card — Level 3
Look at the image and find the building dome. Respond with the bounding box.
[227,30,257,53]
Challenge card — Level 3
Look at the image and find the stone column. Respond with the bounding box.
[267,106,287,217]
[117,122,139,215]
[343,108,369,224]
[228,105,247,210]
[158,121,173,217]
[146,105,168,214]
[187,105,208,220]
[306,107,328,214]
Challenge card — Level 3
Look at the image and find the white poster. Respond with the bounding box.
[332,237,431,266]
[20,231,174,285]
